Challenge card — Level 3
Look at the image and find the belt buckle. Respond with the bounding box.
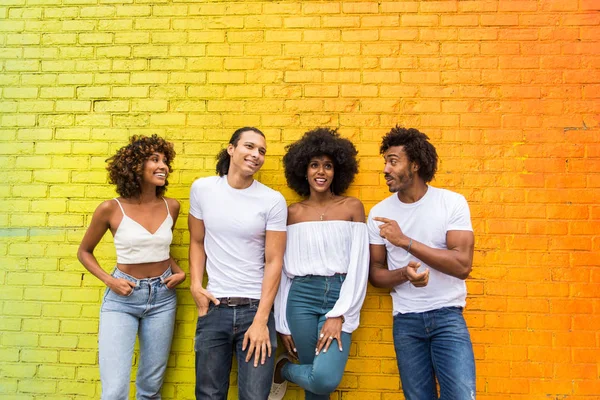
[226,297,244,306]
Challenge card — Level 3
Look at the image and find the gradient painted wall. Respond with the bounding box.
[1,0,599,399]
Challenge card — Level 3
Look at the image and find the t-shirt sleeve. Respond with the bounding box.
[266,193,287,231]
[188,179,203,220]
[447,194,473,232]
[367,208,385,245]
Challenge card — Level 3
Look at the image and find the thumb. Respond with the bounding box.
[206,292,220,305]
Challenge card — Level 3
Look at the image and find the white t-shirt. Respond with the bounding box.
[189,175,287,299]
[367,186,473,315]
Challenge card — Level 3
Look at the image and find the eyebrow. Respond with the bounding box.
[243,141,267,151]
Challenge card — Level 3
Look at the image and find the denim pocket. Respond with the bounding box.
[443,306,464,315]
[197,303,217,321]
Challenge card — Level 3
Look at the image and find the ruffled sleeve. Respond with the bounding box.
[325,223,369,333]
[274,270,293,334]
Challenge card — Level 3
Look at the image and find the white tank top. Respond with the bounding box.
[113,198,173,264]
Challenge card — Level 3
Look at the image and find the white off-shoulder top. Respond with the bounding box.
[274,221,370,334]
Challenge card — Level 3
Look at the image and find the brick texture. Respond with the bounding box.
[1,1,599,399]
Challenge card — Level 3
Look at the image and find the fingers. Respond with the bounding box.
[315,331,342,355]
[163,276,174,289]
[373,217,392,223]
[406,265,429,287]
[282,336,298,360]
[206,291,220,305]
[243,333,251,359]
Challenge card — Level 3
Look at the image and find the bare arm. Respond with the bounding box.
[77,201,135,295]
[368,244,409,288]
[374,217,474,280]
[188,215,219,315]
[243,230,286,366]
[163,198,186,288]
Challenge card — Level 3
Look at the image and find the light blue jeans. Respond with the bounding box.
[99,267,177,400]
[393,307,476,400]
[282,275,352,400]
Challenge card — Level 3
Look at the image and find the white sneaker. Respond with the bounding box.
[268,354,290,400]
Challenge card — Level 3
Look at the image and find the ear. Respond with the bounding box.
[412,162,419,172]
[227,143,234,156]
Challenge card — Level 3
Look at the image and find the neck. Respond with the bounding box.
[226,169,254,189]
[132,185,159,204]
[307,190,335,205]
[396,181,428,204]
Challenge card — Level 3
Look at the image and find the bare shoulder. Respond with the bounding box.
[90,199,120,228]
[287,202,304,224]
[164,197,180,213]
[96,199,119,217]
[341,196,365,222]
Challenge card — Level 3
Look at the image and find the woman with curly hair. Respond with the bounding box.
[269,128,369,400]
[78,134,186,400]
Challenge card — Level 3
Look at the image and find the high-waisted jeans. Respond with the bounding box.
[98,267,177,400]
[282,274,352,400]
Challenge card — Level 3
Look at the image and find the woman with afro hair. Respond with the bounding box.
[78,134,186,400]
[269,128,369,400]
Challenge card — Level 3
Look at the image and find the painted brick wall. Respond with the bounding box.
[1,1,599,399]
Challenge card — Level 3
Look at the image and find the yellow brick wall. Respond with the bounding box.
[2,0,599,399]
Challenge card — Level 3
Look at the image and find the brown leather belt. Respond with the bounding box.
[217,297,255,307]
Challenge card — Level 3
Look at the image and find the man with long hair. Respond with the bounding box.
[188,127,287,400]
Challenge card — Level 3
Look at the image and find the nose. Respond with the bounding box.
[383,163,391,174]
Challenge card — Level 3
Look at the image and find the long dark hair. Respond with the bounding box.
[215,127,265,176]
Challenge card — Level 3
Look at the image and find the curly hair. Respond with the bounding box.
[283,127,359,197]
[380,125,438,183]
[106,134,176,198]
[215,127,265,177]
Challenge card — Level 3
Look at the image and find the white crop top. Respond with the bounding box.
[113,198,173,264]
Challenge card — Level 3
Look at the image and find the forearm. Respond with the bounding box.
[403,239,471,279]
[254,261,282,324]
[169,256,184,274]
[77,250,113,286]
[189,241,207,289]
[369,264,408,288]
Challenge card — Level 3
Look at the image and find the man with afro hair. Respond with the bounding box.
[367,126,476,400]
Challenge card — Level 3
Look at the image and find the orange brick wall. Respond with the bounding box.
[1,1,599,398]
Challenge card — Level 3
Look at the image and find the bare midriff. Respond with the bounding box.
[117,259,171,279]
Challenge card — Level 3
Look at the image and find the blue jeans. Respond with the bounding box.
[99,267,177,400]
[194,300,277,400]
[393,307,476,400]
[282,275,352,400]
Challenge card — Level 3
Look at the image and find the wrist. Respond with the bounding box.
[329,315,345,324]
[252,314,269,325]
[102,275,115,286]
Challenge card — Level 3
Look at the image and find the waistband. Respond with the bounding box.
[293,273,347,280]
[113,266,172,285]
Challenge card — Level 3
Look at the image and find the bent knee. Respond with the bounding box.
[310,374,341,395]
